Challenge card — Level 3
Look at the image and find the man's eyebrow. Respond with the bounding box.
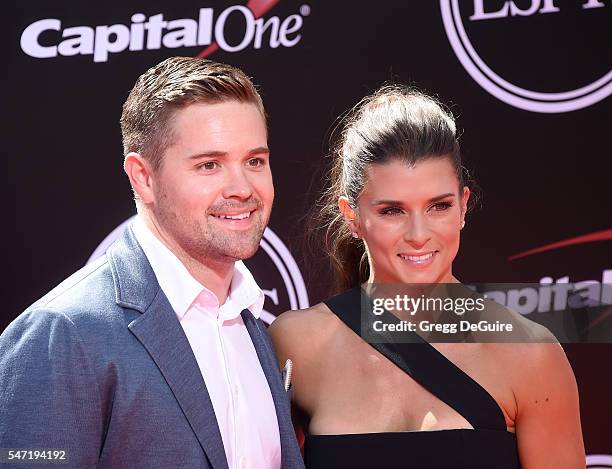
[371,193,456,206]
[247,146,270,156]
[188,150,227,160]
[187,147,270,160]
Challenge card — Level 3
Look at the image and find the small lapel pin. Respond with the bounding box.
[283,358,293,392]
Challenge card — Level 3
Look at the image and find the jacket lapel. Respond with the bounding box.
[108,225,229,469]
[242,311,304,469]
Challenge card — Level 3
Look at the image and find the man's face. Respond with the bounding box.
[149,100,273,265]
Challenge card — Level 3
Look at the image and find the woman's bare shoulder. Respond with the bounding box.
[480,296,559,342]
[474,299,571,394]
[268,302,342,360]
[482,318,574,405]
[271,302,337,329]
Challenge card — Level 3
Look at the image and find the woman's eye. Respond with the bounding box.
[380,207,402,215]
[431,202,452,211]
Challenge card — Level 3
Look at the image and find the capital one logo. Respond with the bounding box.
[88,216,309,324]
[440,0,612,113]
[20,2,311,63]
[502,229,612,322]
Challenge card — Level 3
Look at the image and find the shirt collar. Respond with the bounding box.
[132,215,264,321]
[220,261,264,320]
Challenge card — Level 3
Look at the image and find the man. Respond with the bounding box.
[0,57,304,469]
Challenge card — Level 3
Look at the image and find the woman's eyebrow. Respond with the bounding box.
[371,193,455,206]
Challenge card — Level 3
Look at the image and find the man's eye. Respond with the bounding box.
[199,161,218,170]
[247,157,264,167]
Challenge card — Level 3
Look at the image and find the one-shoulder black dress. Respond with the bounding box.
[304,288,520,469]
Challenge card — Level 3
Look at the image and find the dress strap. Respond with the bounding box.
[323,287,507,432]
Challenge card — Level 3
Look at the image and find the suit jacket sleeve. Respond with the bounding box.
[0,308,105,468]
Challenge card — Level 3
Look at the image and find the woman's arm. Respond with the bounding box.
[269,310,314,449]
[515,343,585,469]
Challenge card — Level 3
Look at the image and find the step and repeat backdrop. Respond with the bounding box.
[6,0,611,462]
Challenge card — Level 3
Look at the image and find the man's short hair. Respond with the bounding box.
[120,56,266,170]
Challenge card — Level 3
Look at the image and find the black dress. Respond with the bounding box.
[304,288,520,469]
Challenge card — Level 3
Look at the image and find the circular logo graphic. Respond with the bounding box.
[586,454,612,468]
[87,216,309,324]
[440,0,612,113]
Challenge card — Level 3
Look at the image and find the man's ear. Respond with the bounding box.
[124,153,156,204]
[338,196,360,238]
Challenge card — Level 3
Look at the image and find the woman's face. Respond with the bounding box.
[342,157,469,284]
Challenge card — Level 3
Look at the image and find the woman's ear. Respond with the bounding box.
[338,196,360,238]
[460,186,470,229]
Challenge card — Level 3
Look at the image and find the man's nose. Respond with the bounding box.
[222,166,253,200]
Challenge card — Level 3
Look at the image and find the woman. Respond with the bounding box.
[270,85,585,468]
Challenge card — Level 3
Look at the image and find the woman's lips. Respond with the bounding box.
[398,251,437,267]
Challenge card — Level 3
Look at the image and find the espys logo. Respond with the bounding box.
[440,0,612,113]
[20,1,311,63]
[88,216,309,324]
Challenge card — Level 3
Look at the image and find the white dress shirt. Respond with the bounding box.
[132,216,281,469]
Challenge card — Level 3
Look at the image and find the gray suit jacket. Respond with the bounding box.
[0,226,304,469]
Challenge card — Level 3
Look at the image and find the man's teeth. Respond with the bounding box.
[400,252,434,261]
[216,212,251,220]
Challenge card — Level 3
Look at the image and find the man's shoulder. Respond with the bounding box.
[9,255,131,341]
[1,252,147,361]
[29,255,116,316]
